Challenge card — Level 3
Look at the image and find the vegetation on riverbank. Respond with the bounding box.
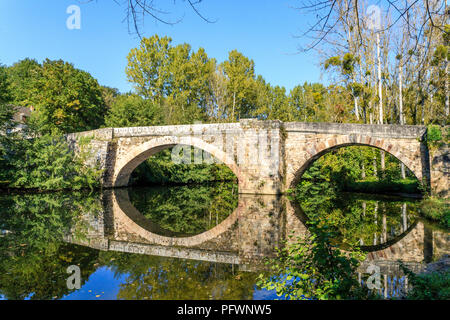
[401,263,450,300]
[0,126,102,191]
[419,197,450,229]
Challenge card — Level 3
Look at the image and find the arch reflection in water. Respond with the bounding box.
[1,190,447,300]
[63,186,449,298]
[98,185,289,267]
[292,191,422,249]
[127,183,239,237]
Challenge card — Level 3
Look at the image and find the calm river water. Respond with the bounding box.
[0,182,448,300]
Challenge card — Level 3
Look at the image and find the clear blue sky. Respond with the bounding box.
[0,0,324,94]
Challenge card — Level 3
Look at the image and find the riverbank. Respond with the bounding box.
[418,197,450,229]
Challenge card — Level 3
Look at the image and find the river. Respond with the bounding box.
[0,182,448,300]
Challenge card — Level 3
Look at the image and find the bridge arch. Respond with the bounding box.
[113,136,242,187]
[287,134,424,190]
[111,188,241,247]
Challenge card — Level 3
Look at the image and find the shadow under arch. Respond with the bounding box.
[111,188,241,247]
[289,141,423,191]
[113,136,242,187]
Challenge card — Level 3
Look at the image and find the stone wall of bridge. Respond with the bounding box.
[67,120,448,197]
[283,122,429,190]
[429,140,449,198]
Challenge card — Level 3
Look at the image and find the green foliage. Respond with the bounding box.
[6,58,42,107]
[104,94,163,127]
[345,178,421,194]
[400,264,450,300]
[4,132,101,191]
[427,125,443,142]
[0,64,11,105]
[28,59,106,134]
[130,148,236,186]
[129,182,238,235]
[257,219,374,300]
[125,35,215,124]
[419,197,450,229]
[221,49,257,119]
[299,146,420,195]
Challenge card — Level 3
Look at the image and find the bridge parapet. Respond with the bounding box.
[284,122,427,139]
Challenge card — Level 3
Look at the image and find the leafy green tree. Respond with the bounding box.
[0,65,16,185]
[9,132,102,191]
[126,34,172,101]
[255,82,297,121]
[221,50,257,120]
[126,35,214,124]
[104,94,162,127]
[28,59,105,134]
[100,86,120,110]
[289,82,329,122]
[6,58,42,107]
[0,64,11,105]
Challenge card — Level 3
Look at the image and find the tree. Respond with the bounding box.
[221,50,257,120]
[205,65,228,122]
[6,58,42,107]
[28,59,106,134]
[255,80,297,122]
[86,0,215,38]
[0,65,13,129]
[0,65,15,185]
[104,94,163,127]
[126,35,215,124]
[9,133,102,191]
[100,86,120,110]
[126,35,172,101]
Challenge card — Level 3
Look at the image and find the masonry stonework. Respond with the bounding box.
[69,120,448,197]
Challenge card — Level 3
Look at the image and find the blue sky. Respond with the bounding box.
[0,0,324,94]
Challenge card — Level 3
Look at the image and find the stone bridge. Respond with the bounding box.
[67,120,449,197]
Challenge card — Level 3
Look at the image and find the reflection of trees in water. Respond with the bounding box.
[128,182,238,235]
[0,192,102,300]
[0,186,250,300]
[294,188,420,247]
[99,251,257,300]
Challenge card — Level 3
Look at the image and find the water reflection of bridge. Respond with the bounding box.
[65,189,449,278]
